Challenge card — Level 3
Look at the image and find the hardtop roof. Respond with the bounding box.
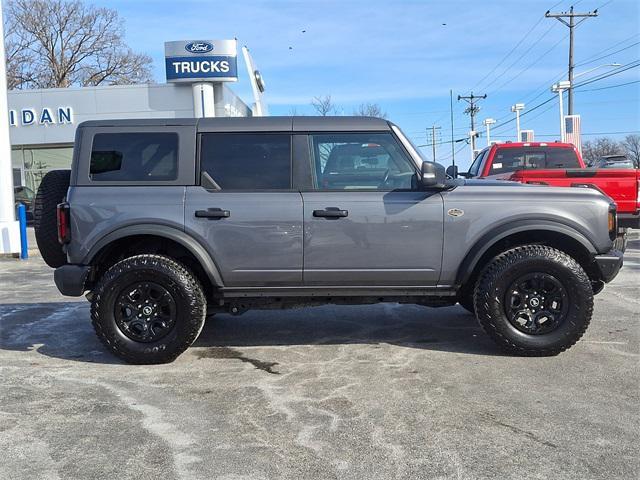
[78,116,392,132]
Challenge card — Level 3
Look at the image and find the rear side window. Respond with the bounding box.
[490,147,580,175]
[199,133,291,190]
[90,133,178,181]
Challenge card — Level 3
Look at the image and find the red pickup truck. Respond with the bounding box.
[454,142,640,229]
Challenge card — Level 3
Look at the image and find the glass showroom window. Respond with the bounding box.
[12,146,74,192]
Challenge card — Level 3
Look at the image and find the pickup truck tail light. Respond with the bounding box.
[608,204,617,241]
[57,202,71,244]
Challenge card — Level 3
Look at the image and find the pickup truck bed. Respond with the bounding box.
[466,142,640,229]
[509,168,640,228]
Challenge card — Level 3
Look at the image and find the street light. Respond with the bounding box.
[483,118,496,146]
[551,81,571,142]
[574,63,622,80]
[511,103,525,141]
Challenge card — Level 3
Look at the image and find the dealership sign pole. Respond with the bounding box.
[242,46,267,116]
[164,40,238,118]
[0,4,20,254]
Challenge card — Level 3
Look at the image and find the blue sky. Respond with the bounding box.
[109,0,639,169]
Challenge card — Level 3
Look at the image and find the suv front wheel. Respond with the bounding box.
[474,245,593,356]
[91,255,206,364]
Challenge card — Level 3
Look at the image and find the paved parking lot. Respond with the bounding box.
[1,238,638,480]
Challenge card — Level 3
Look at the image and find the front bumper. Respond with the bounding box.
[54,265,91,297]
[618,212,639,229]
[593,250,624,284]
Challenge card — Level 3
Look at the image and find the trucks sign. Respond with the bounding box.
[164,39,238,83]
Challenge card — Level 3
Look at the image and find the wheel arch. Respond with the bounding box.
[84,224,224,289]
[456,220,599,292]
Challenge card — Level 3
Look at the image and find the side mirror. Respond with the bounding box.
[446,165,459,178]
[421,161,446,189]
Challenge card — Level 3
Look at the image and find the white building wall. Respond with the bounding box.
[8,82,250,146]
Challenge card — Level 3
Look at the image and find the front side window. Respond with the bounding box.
[200,133,291,190]
[310,133,416,190]
[90,133,178,181]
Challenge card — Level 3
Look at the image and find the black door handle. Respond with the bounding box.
[313,208,348,218]
[195,208,230,219]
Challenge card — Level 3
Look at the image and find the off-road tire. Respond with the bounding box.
[33,169,70,267]
[474,245,593,356]
[91,255,206,364]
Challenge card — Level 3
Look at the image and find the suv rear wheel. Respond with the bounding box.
[91,255,206,364]
[474,245,593,356]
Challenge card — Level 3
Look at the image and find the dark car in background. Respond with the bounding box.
[13,185,35,222]
[593,155,638,169]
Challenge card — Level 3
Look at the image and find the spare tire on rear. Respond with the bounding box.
[34,170,71,268]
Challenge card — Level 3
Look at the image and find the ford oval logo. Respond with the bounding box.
[185,41,214,54]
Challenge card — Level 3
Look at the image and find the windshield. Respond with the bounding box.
[468,150,487,177]
[391,125,429,165]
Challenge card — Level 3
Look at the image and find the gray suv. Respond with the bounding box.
[33,117,623,364]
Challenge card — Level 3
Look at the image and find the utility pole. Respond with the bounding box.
[428,125,441,162]
[458,92,486,156]
[546,6,598,115]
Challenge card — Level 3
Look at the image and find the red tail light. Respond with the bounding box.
[56,203,70,244]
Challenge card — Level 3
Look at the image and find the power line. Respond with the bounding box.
[575,40,640,68]
[545,5,599,114]
[574,32,639,66]
[481,23,559,94]
[469,6,559,92]
[485,31,569,97]
[492,130,640,138]
[485,60,639,133]
[576,79,640,92]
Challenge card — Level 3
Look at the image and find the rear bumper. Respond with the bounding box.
[618,212,639,229]
[54,264,91,297]
[593,250,624,284]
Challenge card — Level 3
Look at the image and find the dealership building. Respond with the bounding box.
[8,39,260,193]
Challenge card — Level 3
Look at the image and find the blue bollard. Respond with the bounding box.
[17,203,28,260]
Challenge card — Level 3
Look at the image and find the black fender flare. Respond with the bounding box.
[83,224,224,287]
[455,219,598,287]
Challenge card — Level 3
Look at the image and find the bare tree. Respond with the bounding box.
[621,134,640,168]
[4,0,153,89]
[311,95,337,116]
[354,102,387,118]
[581,137,624,166]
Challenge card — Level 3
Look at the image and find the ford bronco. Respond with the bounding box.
[33,117,623,364]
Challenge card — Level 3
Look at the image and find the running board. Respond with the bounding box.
[217,285,457,298]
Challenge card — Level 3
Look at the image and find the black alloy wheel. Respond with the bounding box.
[114,282,177,343]
[504,272,569,335]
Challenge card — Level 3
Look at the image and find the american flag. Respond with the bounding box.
[520,130,535,142]
[564,115,581,154]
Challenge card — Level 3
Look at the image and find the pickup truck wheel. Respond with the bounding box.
[474,245,593,356]
[33,169,70,268]
[91,255,206,364]
[613,228,627,252]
